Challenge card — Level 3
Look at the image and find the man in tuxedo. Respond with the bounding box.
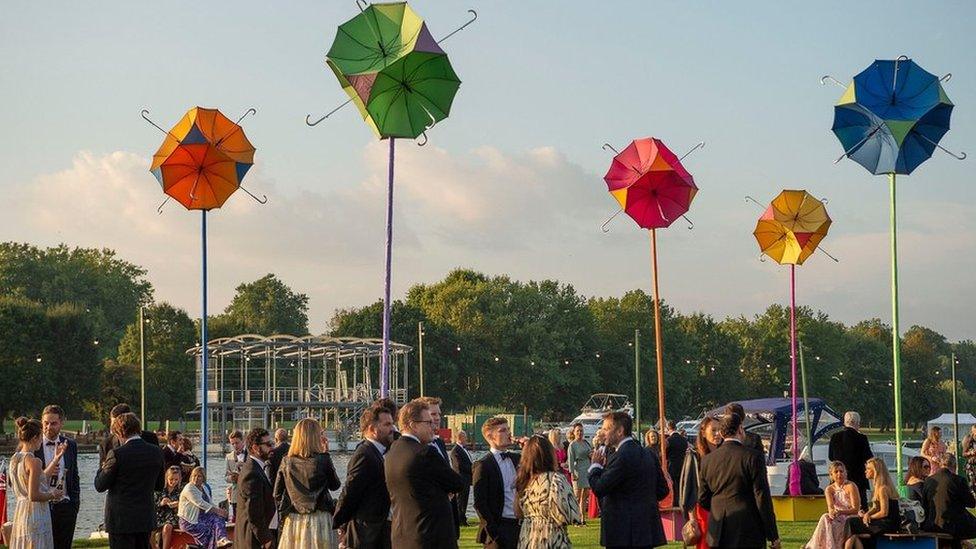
[450,430,474,526]
[385,398,465,549]
[94,413,165,549]
[99,404,160,466]
[267,428,290,484]
[665,420,689,485]
[376,398,401,441]
[922,453,976,544]
[37,405,80,549]
[588,411,668,549]
[727,403,765,460]
[162,431,183,472]
[225,430,246,518]
[828,411,873,511]
[334,403,396,549]
[422,396,461,537]
[235,428,276,549]
[473,417,521,549]
[699,410,780,549]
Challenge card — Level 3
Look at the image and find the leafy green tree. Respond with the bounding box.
[87,360,141,426]
[117,303,197,426]
[44,303,101,419]
[209,274,309,337]
[0,297,51,432]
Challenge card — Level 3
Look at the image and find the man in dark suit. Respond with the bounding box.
[473,418,520,549]
[922,453,976,545]
[94,412,165,549]
[267,428,290,485]
[37,405,81,549]
[235,428,276,549]
[665,420,689,485]
[99,403,160,467]
[385,398,465,549]
[450,430,474,526]
[161,431,183,472]
[334,403,396,549]
[728,403,766,460]
[588,411,669,549]
[422,396,461,538]
[827,411,873,510]
[699,410,780,549]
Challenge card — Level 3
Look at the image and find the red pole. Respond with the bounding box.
[651,229,667,473]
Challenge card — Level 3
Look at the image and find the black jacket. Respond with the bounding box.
[267,442,290,484]
[828,428,873,489]
[93,437,165,534]
[450,444,473,484]
[744,431,766,462]
[698,439,778,548]
[273,453,340,516]
[34,435,81,505]
[781,459,823,495]
[921,468,976,540]
[385,435,465,549]
[666,433,689,482]
[334,441,391,549]
[588,439,669,548]
[99,430,159,467]
[235,457,275,549]
[472,450,521,544]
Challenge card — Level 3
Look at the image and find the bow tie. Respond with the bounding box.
[499,451,512,461]
[45,441,57,446]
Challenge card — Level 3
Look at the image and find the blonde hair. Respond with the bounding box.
[644,428,659,447]
[289,418,323,458]
[828,460,847,476]
[548,428,562,447]
[867,457,895,499]
[189,466,206,485]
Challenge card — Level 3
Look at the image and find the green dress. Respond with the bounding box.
[567,440,591,490]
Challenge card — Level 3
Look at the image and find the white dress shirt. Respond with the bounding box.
[489,448,517,519]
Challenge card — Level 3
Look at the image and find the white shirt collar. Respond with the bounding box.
[250,455,267,470]
[616,436,634,448]
[124,435,141,444]
[366,438,387,455]
[43,435,60,445]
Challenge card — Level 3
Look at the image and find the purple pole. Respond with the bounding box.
[380,137,395,398]
[788,264,800,495]
[201,210,209,471]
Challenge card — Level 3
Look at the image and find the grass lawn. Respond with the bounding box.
[18,519,816,548]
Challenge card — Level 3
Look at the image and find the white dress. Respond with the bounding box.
[8,452,54,549]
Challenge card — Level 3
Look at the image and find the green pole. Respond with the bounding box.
[890,173,905,492]
[418,321,425,397]
[952,352,959,474]
[799,343,812,456]
[635,329,641,437]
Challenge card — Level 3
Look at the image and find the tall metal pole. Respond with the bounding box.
[799,343,812,458]
[650,229,667,472]
[788,265,800,495]
[418,321,425,397]
[139,306,146,424]
[380,137,396,398]
[889,173,904,489]
[952,352,959,474]
[201,210,209,471]
[634,329,640,437]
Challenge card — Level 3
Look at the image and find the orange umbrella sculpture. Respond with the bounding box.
[602,137,700,492]
[143,106,264,470]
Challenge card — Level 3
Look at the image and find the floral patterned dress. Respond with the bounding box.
[517,472,581,549]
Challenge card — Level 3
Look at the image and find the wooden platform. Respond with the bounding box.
[771,494,826,521]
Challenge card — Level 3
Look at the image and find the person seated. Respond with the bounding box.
[153,466,184,549]
[922,453,976,546]
[178,466,232,549]
[807,461,860,549]
[905,456,930,503]
[844,457,900,549]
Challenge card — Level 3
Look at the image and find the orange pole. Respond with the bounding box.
[651,229,667,472]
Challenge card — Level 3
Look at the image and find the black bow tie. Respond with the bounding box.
[45,441,56,446]
[499,452,512,461]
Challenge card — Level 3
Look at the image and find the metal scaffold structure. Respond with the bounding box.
[187,334,412,448]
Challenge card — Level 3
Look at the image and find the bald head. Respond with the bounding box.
[274,428,288,444]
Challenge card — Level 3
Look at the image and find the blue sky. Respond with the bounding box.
[1,2,973,340]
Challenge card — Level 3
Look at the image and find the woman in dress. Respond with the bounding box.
[178,467,232,549]
[275,418,342,549]
[8,417,64,549]
[153,466,184,549]
[679,416,720,549]
[962,425,976,490]
[565,423,590,526]
[843,457,900,549]
[904,456,930,504]
[515,435,581,549]
[806,461,860,549]
[548,429,571,485]
[921,426,947,471]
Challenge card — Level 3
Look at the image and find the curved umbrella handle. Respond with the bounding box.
[438,10,478,44]
[602,143,619,154]
[306,98,353,127]
[235,108,257,125]
[240,186,269,205]
[416,110,438,147]
[141,109,170,135]
[679,141,705,161]
[940,73,952,83]
[681,215,694,230]
[356,0,368,12]
[819,75,846,89]
[916,133,967,160]
[601,209,623,233]
[744,195,764,209]
[156,196,171,215]
[758,253,767,263]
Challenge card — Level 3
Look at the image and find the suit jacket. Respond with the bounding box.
[666,433,689,481]
[472,450,520,544]
[162,445,183,472]
[34,435,81,505]
[450,444,473,484]
[267,442,290,485]
[698,439,778,548]
[921,469,976,539]
[93,437,165,534]
[431,437,461,535]
[235,457,275,549]
[334,441,391,549]
[99,430,159,466]
[588,439,668,548]
[743,431,766,461]
[828,428,873,489]
[385,435,464,549]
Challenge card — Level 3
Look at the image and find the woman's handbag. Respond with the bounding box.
[681,514,701,547]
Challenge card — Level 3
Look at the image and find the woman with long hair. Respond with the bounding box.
[904,456,930,503]
[153,466,184,549]
[844,458,900,549]
[678,417,721,549]
[565,423,590,526]
[8,417,63,549]
[548,429,571,484]
[275,418,341,549]
[515,435,581,548]
[178,467,231,549]
[806,461,860,549]
[921,426,947,471]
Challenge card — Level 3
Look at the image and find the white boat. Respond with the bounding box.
[562,393,633,440]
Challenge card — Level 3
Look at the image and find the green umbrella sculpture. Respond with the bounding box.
[307,2,474,396]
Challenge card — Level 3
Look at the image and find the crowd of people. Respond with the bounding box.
[5,400,976,548]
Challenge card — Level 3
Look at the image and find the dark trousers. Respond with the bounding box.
[51,502,79,549]
[456,485,471,525]
[346,520,392,549]
[108,532,151,549]
[485,518,519,549]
